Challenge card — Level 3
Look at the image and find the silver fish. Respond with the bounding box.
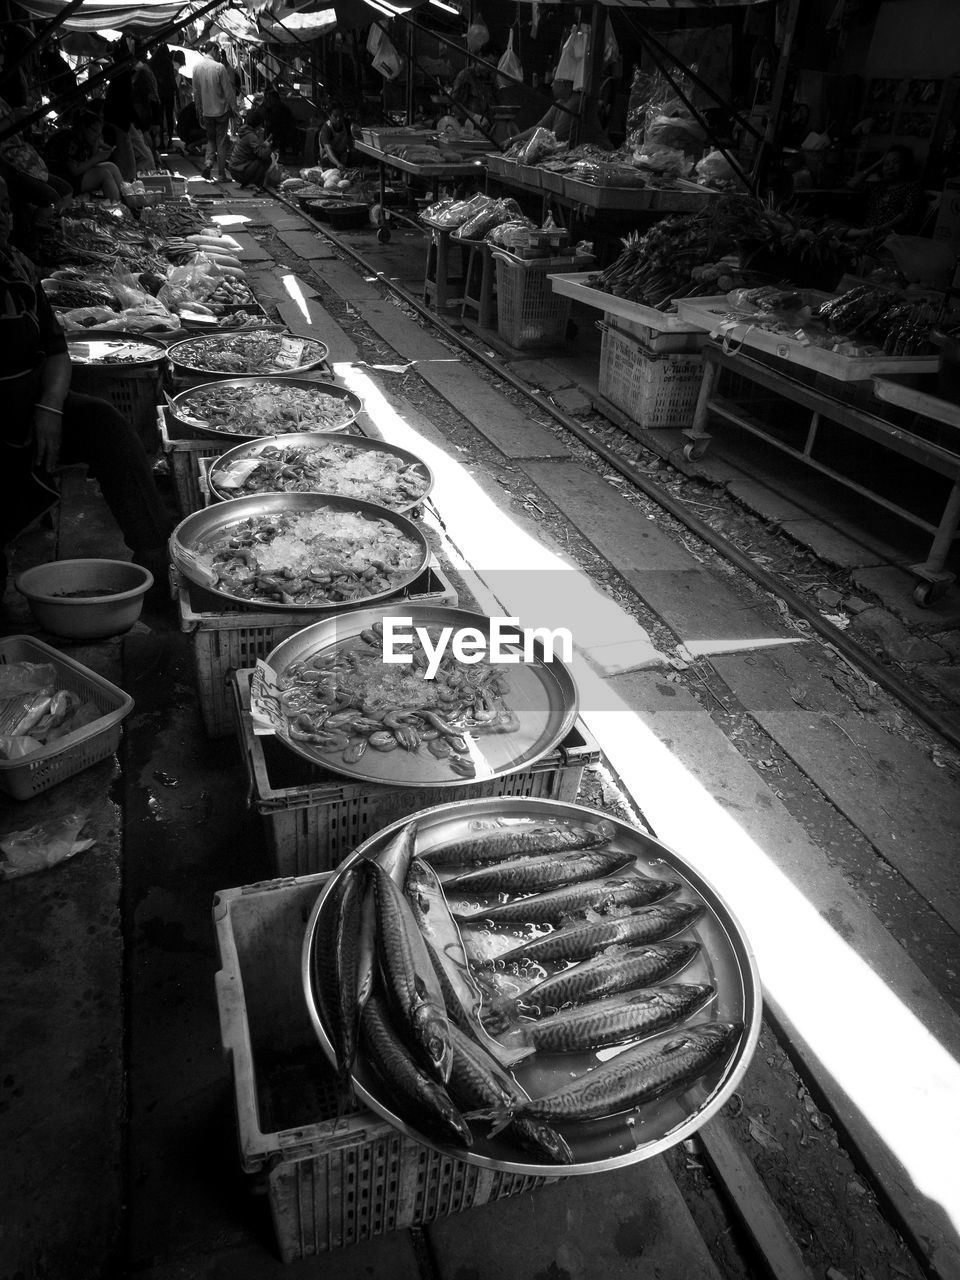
[453,876,680,925]
[483,901,704,968]
[443,848,630,896]
[526,984,715,1053]
[521,941,701,1013]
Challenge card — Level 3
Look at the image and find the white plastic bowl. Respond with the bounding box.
[15,559,154,640]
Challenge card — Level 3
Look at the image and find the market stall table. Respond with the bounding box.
[676,304,957,605]
[354,140,487,243]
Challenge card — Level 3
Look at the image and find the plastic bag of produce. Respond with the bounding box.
[633,143,691,178]
[516,127,563,166]
[157,259,218,309]
[485,218,538,248]
[60,306,120,330]
[695,149,738,185]
[425,192,490,228]
[455,197,523,241]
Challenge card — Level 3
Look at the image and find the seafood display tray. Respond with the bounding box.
[229,670,600,874]
[158,408,365,519]
[177,561,458,739]
[213,873,552,1263]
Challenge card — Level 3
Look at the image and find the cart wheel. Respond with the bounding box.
[377,227,391,243]
[684,440,709,462]
[913,580,949,607]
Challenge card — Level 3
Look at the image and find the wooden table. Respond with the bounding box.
[354,140,487,242]
[686,345,960,605]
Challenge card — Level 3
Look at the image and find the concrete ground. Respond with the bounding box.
[2,164,958,1280]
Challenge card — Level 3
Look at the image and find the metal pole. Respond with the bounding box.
[753,0,802,187]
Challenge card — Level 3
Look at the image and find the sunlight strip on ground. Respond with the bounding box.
[281,273,312,324]
[334,361,960,1237]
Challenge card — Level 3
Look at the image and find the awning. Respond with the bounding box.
[15,0,206,31]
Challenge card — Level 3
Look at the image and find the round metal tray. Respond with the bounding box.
[207,431,433,511]
[265,603,579,786]
[301,796,761,1177]
[169,492,429,611]
[165,328,329,378]
[64,330,169,367]
[167,377,361,442]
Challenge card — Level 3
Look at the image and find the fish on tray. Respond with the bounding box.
[484,1022,742,1129]
[424,818,615,867]
[477,901,704,968]
[524,984,715,1053]
[441,847,631,896]
[452,874,681,925]
[518,940,701,1014]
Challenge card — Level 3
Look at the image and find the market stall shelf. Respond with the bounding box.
[354,140,487,244]
[229,670,600,875]
[676,297,939,383]
[685,345,960,604]
[548,272,705,345]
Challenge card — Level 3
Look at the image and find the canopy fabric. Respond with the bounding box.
[15,0,205,31]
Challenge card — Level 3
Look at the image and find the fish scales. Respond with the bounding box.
[425,820,614,867]
[372,861,453,1082]
[444,848,629,896]
[454,876,680,925]
[517,1022,741,1123]
[528,984,714,1053]
[361,993,472,1146]
[445,1023,573,1165]
[487,901,704,968]
[523,941,701,1012]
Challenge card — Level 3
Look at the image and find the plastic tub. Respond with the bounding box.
[15,559,154,640]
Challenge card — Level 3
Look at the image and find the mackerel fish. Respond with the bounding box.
[446,1023,573,1164]
[521,941,701,1013]
[405,856,533,1067]
[483,901,704,969]
[310,861,369,1098]
[492,1022,741,1127]
[526,983,715,1054]
[424,818,615,868]
[443,847,630,896]
[361,992,472,1146]
[453,876,680,926]
[370,860,453,1082]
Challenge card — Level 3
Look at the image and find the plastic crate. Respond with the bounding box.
[139,173,188,199]
[69,361,164,454]
[598,321,704,430]
[0,635,134,800]
[213,874,551,1262]
[606,313,706,356]
[159,409,229,517]
[229,669,602,876]
[493,252,586,351]
[179,560,458,738]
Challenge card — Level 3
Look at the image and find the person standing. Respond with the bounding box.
[150,44,178,150]
[191,41,237,181]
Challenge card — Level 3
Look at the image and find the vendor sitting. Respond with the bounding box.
[228,112,275,189]
[318,102,356,174]
[511,76,607,149]
[844,144,926,241]
[44,111,126,204]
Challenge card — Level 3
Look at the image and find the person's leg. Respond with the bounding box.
[58,391,175,561]
[78,165,121,201]
[109,127,136,182]
[130,124,154,172]
[215,114,230,181]
[203,116,218,175]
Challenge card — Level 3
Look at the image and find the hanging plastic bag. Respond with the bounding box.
[367,24,402,80]
[466,14,490,53]
[497,30,522,90]
[556,24,589,91]
[603,18,620,69]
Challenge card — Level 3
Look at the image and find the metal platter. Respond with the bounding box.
[301,796,761,1177]
[65,330,168,367]
[165,328,329,378]
[264,604,579,786]
[207,432,434,511]
[169,492,429,612]
[167,377,362,442]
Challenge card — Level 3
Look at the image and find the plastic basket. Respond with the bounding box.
[213,873,551,1262]
[180,560,458,738]
[68,359,164,454]
[159,409,230,517]
[493,252,577,351]
[598,322,704,430]
[0,635,134,800]
[229,669,602,876]
[139,174,188,199]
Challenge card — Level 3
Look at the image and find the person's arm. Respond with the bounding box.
[33,351,71,471]
[66,144,113,177]
[848,157,884,189]
[319,128,342,170]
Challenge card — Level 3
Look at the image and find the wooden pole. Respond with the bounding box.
[753,0,802,186]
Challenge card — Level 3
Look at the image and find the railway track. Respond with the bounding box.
[224,189,960,1279]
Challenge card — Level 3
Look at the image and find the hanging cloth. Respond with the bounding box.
[556,24,589,91]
